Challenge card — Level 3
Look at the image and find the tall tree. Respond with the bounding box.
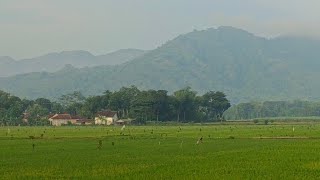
[109,85,140,118]
[152,90,170,122]
[173,87,197,122]
[0,91,24,125]
[130,90,154,122]
[27,104,49,125]
[202,91,230,121]
[59,91,86,107]
[81,96,106,118]
[35,98,52,112]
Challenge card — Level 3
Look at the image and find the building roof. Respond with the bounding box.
[96,111,117,117]
[50,113,86,120]
[47,113,55,119]
[50,114,72,120]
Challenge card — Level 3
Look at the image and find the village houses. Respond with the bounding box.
[95,110,118,125]
[49,113,92,126]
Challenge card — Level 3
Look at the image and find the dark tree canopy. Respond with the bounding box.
[224,100,320,120]
[0,87,232,125]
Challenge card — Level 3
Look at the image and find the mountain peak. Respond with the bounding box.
[0,56,15,63]
[0,49,145,77]
[1,27,320,102]
[59,50,94,57]
[217,26,247,31]
[42,50,94,59]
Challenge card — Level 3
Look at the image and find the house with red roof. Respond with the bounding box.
[95,110,118,125]
[49,113,92,126]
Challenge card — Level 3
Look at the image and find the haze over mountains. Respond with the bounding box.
[1,26,320,103]
[0,49,146,77]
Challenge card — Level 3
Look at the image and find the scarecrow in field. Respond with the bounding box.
[196,137,203,144]
[98,140,102,150]
[121,125,126,131]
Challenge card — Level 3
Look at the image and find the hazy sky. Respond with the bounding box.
[1,0,319,59]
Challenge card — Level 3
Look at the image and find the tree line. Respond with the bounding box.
[223,100,320,120]
[0,86,231,125]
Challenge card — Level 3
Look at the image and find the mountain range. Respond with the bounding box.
[1,26,320,103]
[0,49,146,77]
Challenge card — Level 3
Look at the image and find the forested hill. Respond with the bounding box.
[0,49,146,77]
[223,100,320,120]
[1,26,320,102]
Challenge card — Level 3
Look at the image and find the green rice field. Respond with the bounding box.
[1,123,320,179]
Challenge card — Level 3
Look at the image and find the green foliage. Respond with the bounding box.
[201,91,231,121]
[51,102,64,114]
[27,104,49,125]
[2,125,320,179]
[109,85,139,118]
[224,100,320,120]
[59,91,86,107]
[0,90,24,125]
[0,87,231,125]
[173,87,198,122]
[35,98,52,112]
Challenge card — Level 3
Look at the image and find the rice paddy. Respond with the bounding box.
[1,123,320,179]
